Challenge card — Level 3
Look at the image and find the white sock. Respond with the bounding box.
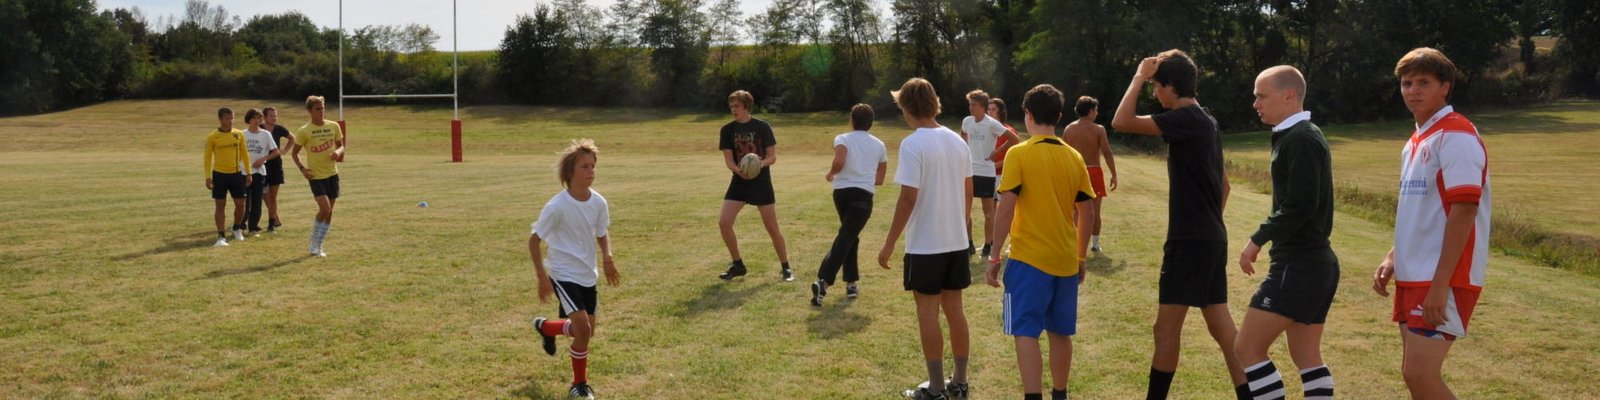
[1091,235,1100,247]
[1300,365,1333,400]
[1245,360,1285,400]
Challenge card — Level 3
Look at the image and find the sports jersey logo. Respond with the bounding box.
[1399,179,1428,195]
[310,140,337,153]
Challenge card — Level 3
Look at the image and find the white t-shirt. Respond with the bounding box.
[894,126,972,254]
[961,115,1007,177]
[832,130,888,193]
[1394,106,1491,290]
[243,127,278,176]
[531,189,611,287]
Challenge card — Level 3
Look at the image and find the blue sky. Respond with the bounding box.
[98,0,781,51]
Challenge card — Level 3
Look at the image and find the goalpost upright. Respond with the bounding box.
[337,0,463,162]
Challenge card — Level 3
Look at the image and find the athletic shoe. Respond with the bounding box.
[568,382,594,399]
[233,229,245,241]
[946,381,970,400]
[980,242,992,258]
[1091,243,1102,253]
[781,267,795,282]
[718,263,747,280]
[531,316,557,356]
[903,387,948,400]
[268,219,282,233]
[811,280,826,307]
[247,229,262,237]
[213,237,229,247]
[846,282,859,299]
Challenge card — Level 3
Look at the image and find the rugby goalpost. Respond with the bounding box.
[337,0,464,162]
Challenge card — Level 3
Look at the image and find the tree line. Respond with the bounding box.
[4,0,1599,133]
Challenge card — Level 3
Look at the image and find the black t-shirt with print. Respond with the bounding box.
[719,118,777,185]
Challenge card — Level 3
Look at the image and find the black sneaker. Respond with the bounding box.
[781,267,795,282]
[947,381,970,400]
[531,317,557,356]
[719,263,747,280]
[980,242,992,258]
[810,280,826,307]
[846,282,859,299]
[568,382,594,399]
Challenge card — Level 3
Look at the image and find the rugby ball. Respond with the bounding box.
[738,153,762,179]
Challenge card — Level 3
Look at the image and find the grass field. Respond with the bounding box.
[3,99,1599,398]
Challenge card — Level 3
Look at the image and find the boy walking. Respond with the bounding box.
[289,95,344,257]
[1372,47,1491,400]
[878,78,973,400]
[1110,49,1248,399]
[985,84,1098,400]
[1060,96,1117,253]
[242,108,279,236]
[203,107,252,247]
[1234,65,1339,400]
[717,90,794,281]
[960,90,1009,258]
[530,139,621,400]
[813,104,888,306]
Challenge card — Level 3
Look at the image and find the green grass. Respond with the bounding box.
[1224,100,1600,276]
[2,99,1599,398]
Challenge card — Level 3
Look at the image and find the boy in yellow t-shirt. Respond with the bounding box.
[203,107,252,246]
[289,95,345,257]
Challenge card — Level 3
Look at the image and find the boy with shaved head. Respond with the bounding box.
[1234,65,1338,400]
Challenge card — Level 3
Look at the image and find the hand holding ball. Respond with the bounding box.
[738,153,762,180]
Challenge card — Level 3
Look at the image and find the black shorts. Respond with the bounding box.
[308,174,340,199]
[211,172,247,199]
[552,279,599,317]
[1250,248,1340,324]
[1159,240,1228,307]
[903,250,972,295]
[724,175,776,206]
[266,163,286,185]
[972,175,996,198]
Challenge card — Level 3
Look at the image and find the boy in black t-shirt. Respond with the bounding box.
[262,106,295,233]
[1111,49,1248,400]
[716,90,793,281]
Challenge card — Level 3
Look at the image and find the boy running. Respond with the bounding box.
[203,106,252,247]
[1372,47,1491,400]
[242,108,279,236]
[1111,49,1248,400]
[960,90,1009,258]
[289,95,344,257]
[530,139,621,400]
[1234,65,1339,400]
[813,104,888,306]
[1060,96,1117,253]
[717,90,794,281]
[985,84,1097,400]
[878,78,973,400]
[262,106,295,233]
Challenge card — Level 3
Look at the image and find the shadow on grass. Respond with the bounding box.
[1086,252,1127,277]
[197,255,315,279]
[667,280,775,318]
[508,378,566,400]
[111,231,218,261]
[806,301,872,339]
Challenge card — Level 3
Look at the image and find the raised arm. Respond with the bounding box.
[1111,57,1164,136]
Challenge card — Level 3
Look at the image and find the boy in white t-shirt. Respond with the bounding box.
[879,78,974,400]
[241,108,280,236]
[813,104,888,307]
[529,139,621,400]
[960,90,1008,258]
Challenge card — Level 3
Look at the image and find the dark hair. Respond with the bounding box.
[263,106,278,117]
[1074,96,1098,118]
[217,107,233,118]
[243,108,262,124]
[987,98,1008,124]
[1152,49,1198,98]
[1022,84,1065,127]
[1395,47,1460,84]
[850,103,874,131]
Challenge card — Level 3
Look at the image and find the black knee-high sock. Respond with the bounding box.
[1146,368,1175,400]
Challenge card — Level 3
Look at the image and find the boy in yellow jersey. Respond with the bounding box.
[289,95,345,257]
[204,107,253,247]
[985,84,1097,400]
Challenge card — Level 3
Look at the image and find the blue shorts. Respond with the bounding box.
[1002,259,1080,337]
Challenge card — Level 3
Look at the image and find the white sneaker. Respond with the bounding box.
[233,229,245,241]
[213,237,229,247]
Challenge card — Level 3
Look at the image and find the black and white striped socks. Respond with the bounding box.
[1244,360,1286,400]
[1300,365,1334,400]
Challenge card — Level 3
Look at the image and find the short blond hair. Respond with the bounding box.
[1395,47,1459,84]
[728,90,755,111]
[556,138,599,187]
[892,78,941,120]
[305,95,326,110]
[965,89,990,107]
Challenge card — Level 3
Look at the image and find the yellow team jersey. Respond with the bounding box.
[204,129,250,177]
[295,121,343,180]
[996,135,1097,277]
